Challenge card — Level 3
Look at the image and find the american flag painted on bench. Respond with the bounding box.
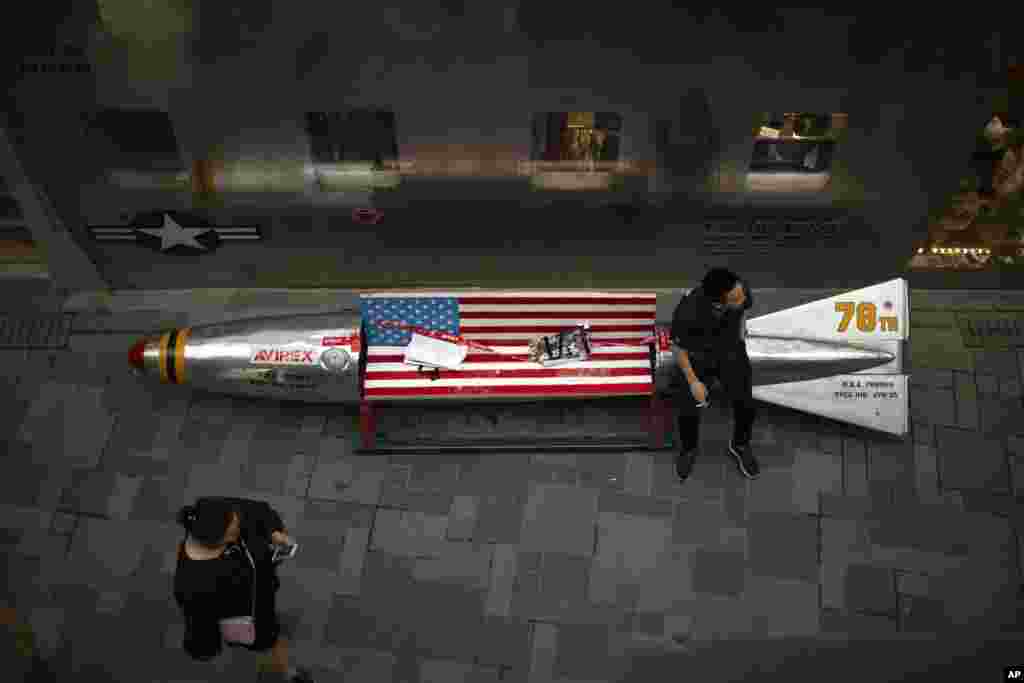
[359,291,658,400]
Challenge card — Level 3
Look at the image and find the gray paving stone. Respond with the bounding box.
[747,512,818,583]
[844,440,869,497]
[66,518,146,588]
[819,608,897,638]
[408,460,460,492]
[745,575,820,637]
[844,563,895,614]
[484,545,517,617]
[912,421,934,446]
[520,483,598,557]
[972,350,1019,378]
[908,368,954,389]
[404,580,486,660]
[325,593,408,651]
[976,373,999,395]
[623,452,654,496]
[60,469,117,517]
[380,486,454,515]
[473,493,525,544]
[178,418,232,465]
[935,428,1009,492]
[909,385,956,428]
[722,476,747,526]
[898,595,949,632]
[528,621,558,683]
[554,623,614,681]
[575,453,627,490]
[1000,374,1022,399]
[597,491,674,518]
[672,498,730,547]
[526,458,579,485]
[455,455,532,497]
[978,396,1024,439]
[446,495,477,541]
[371,509,447,558]
[953,371,979,429]
[745,466,799,515]
[0,461,50,507]
[412,542,492,590]
[912,444,941,503]
[692,549,745,596]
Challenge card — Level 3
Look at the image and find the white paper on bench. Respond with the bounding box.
[403,332,469,370]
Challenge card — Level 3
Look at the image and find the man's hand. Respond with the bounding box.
[271,531,292,546]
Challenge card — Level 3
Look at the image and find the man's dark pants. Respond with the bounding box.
[673,343,757,453]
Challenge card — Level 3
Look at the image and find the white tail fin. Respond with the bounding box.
[746,278,910,437]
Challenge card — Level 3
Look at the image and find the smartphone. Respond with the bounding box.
[272,543,298,562]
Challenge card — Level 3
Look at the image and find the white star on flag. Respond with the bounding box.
[136,213,213,251]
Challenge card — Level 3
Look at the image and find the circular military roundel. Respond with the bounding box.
[320,347,352,373]
[352,208,383,225]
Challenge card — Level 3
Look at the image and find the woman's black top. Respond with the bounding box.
[172,497,285,660]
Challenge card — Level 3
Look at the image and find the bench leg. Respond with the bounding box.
[360,401,376,450]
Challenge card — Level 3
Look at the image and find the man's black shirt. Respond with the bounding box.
[670,279,753,354]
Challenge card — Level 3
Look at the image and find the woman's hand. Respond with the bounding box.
[271,531,292,546]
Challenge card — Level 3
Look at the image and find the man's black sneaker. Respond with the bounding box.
[728,440,760,479]
[290,668,316,683]
[676,448,696,482]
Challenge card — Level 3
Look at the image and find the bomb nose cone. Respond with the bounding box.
[128,339,146,370]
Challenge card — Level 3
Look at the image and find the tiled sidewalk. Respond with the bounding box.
[0,290,1022,682]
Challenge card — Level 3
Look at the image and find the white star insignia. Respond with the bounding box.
[136,213,213,251]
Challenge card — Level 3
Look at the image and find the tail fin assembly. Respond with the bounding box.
[746,278,910,437]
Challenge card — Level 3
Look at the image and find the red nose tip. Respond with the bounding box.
[128,340,146,370]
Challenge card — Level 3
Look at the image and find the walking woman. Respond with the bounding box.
[173,496,316,683]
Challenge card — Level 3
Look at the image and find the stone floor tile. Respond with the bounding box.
[177,419,233,466]
[909,385,955,428]
[419,659,476,683]
[575,453,627,490]
[898,595,950,633]
[473,615,532,670]
[744,575,820,637]
[408,460,460,492]
[473,493,525,544]
[182,463,244,501]
[844,440,869,497]
[954,371,979,430]
[554,623,614,681]
[405,581,486,661]
[819,608,897,638]
[747,512,818,583]
[598,490,674,519]
[896,571,934,597]
[979,396,1024,439]
[412,542,492,590]
[594,512,673,577]
[745,467,798,515]
[844,563,896,614]
[371,509,448,558]
[688,594,754,641]
[913,444,941,502]
[60,469,118,517]
[792,448,842,514]
[66,518,147,588]
[527,622,558,683]
[632,546,697,613]
[672,498,729,546]
[520,483,599,557]
[623,453,654,496]
[380,487,453,515]
[447,495,478,541]
[324,593,408,651]
[455,455,532,498]
[484,545,517,617]
[692,549,745,597]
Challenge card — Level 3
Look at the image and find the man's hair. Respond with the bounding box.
[176,498,236,547]
[701,267,741,302]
